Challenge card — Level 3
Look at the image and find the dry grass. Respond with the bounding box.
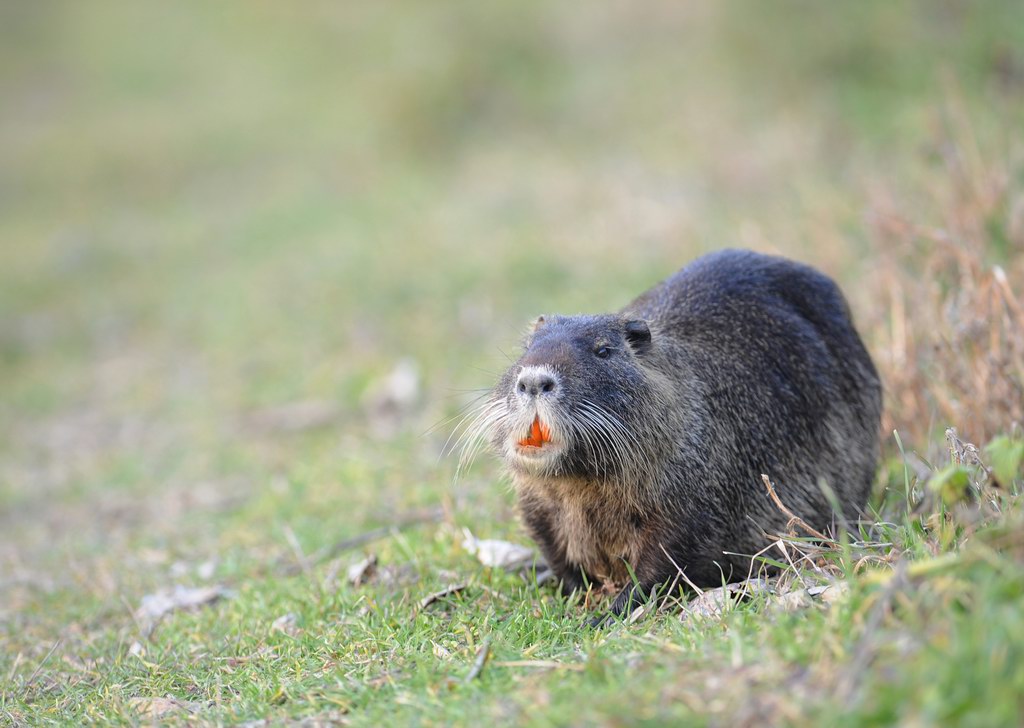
[866,97,1024,448]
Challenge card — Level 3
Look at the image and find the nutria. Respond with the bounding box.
[472,249,882,620]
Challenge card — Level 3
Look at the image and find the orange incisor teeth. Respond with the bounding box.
[518,415,551,448]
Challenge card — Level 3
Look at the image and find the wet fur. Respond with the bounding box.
[472,249,882,619]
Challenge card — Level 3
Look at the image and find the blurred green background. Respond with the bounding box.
[1,2,1023,721]
[4,0,1024,577]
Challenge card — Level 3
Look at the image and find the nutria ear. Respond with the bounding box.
[624,319,652,353]
[533,315,546,332]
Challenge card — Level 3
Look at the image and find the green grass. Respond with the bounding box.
[2,2,1023,725]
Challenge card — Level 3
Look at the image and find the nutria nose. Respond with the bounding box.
[516,367,557,398]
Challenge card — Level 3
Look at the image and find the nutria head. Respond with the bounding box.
[478,313,669,485]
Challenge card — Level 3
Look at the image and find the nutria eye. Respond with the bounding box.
[594,346,611,359]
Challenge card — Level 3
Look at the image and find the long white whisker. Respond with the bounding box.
[446,405,494,460]
[576,398,656,510]
[456,406,504,466]
[427,391,491,439]
[455,401,512,479]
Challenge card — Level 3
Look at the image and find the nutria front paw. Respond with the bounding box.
[586,584,645,628]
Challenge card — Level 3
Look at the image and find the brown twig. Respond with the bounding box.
[23,640,61,691]
[464,636,492,682]
[762,474,829,540]
[660,543,705,596]
[276,507,444,576]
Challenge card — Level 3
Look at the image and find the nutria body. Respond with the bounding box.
[482,249,882,618]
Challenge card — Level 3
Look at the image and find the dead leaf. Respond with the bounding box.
[682,578,773,621]
[271,613,300,636]
[129,696,204,719]
[169,558,217,580]
[135,584,231,637]
[774,589,814,611]
[774,580,849,612]
[420,583,468,609]
[462,529,536,569]
[813,581,850,604]
[347,554,378,587]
